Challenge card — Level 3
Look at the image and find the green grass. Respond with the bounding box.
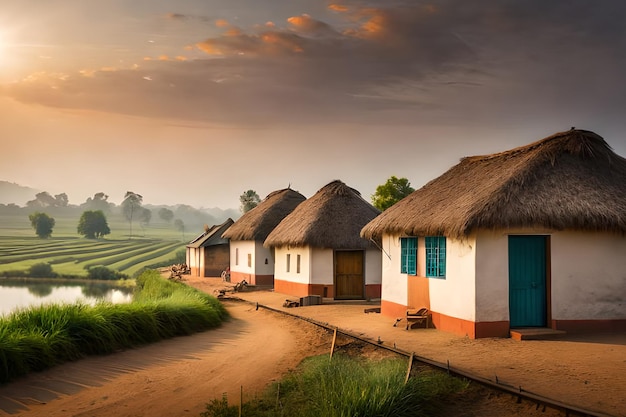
[0,270,228,384]
[201,354,469,417]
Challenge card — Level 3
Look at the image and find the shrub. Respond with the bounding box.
[29,262,57,278]
[86,265,128,280]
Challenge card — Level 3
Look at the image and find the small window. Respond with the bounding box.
[296,254,301,273]
[247,253,252,268]
[286,253,291,273]
[400,237,417,275]
[235,248,239,266]
[426,236,446,278]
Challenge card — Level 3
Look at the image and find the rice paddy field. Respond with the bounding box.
[0,212,190,278]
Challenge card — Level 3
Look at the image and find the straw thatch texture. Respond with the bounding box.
[264,180,381,249]
[361,129,626,240]
[221,188,306,241]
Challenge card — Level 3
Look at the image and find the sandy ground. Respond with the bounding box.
[0,275,624,417]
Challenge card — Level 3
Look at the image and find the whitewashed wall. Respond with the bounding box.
[429,235,477,322]
[551,231,626,319]
[311,248,333,285]
[274,246,312,284]
[380,234,408,307]
[253,241,274,276]
[365,247,382,285]
[229,240,256,274]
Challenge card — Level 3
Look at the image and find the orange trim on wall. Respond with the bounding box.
[475,321,511,338]
[552,319,626,333]
[230,271,273,286]
[381,299,409,319]
[431,312,509,339]
[365,284,381,300]
[274,280,314,298]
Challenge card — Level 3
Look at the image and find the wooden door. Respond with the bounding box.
[508,236,548,327]
[335,250,364,300]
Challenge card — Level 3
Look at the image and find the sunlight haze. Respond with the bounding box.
[1,0,625,208]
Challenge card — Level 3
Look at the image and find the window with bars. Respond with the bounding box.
[400,237,417,275]
[286,253,291,273]
[296,254,301,273]
[425,236,446,278]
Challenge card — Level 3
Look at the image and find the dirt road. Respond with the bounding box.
[0,301,330,417]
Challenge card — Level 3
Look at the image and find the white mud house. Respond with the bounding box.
[186,218,234,278]
[265,180,382,300]
[221,188,306,286]
[361,129,626,338]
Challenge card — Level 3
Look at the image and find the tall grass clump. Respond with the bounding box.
[0,269,228,385]
[201,354,468,417]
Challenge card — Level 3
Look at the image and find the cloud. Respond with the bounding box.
[3,1,626,128]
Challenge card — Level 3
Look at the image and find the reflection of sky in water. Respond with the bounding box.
[0,282,133,316]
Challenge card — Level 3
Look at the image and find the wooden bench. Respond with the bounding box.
[406,308,430,330]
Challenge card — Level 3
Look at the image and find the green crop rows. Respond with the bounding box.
[0,213,189,278]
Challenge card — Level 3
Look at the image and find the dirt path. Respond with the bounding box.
[0,301,330,417]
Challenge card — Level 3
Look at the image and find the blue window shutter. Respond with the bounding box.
[400,237,417,275]
[426,236,446,278]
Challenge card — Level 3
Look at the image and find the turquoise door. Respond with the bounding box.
[508,236,547,327]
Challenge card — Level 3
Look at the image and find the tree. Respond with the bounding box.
[81,192,112,212]
[158,207,174,223]
[371,176,415,211]
[121,191,143,239]
[26,192,57,208]
[54,193,69,207]
[138,207,152,235]
[29,212,55,238]
[77,210,111,239]
[240,190,261,213]
[174,218,185,241]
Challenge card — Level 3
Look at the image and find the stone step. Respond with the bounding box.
[510,328,567,341]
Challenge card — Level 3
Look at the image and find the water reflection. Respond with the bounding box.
[0,278,134,316]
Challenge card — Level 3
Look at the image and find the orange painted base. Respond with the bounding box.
[230,271,274,286]
[552,319,626,333]
[274,280,379,300]
[381,299,409,319]
[365,284,381,300]
[381,300,510,338]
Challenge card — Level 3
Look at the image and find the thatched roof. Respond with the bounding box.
[264,180,381,249]
[221,188,306,241]
[361,129,626,240]
[187,218,234,248]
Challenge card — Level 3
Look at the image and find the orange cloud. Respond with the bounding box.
[215,19,230,28]
[328,4,349,12]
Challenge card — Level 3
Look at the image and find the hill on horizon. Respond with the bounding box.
[0,181,41,205]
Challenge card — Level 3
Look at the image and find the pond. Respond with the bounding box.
[0,278,134,316]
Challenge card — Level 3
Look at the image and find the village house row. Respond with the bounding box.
[186,129,626,339]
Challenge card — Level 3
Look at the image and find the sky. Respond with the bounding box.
[1,0,626,209]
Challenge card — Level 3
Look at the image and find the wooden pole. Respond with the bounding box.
[404,352,414,384]
[329,327,338,360]
[239,385,242,417]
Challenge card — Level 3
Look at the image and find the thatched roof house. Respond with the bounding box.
[186,218,234,278]
[265,180,381,249]
[362,129,626,240]
[222,187,306,286]
[266,180,382,300]
[361,129,626,339]
[222,188,306,242]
